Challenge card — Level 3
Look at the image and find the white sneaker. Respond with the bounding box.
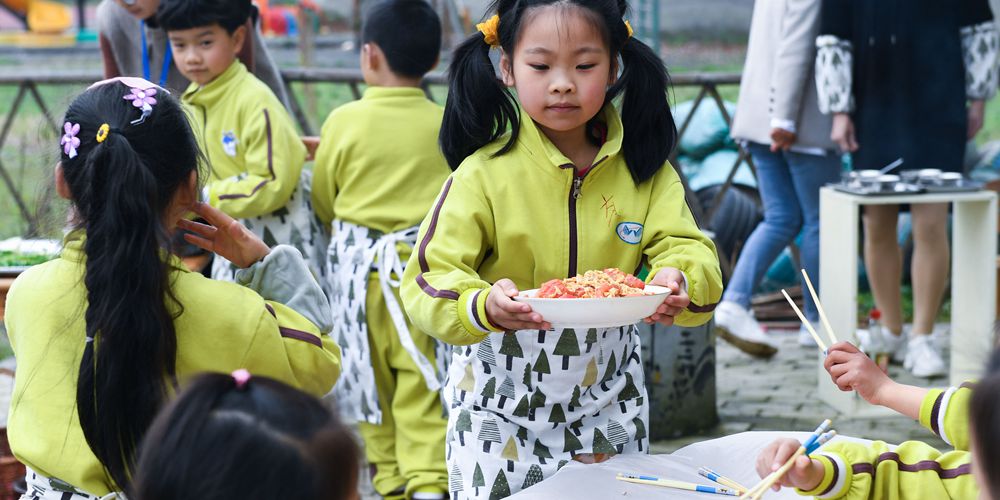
[857,326,906,363]
[798,322,821,347]
[714,301,778,358]
[904,335,948,378]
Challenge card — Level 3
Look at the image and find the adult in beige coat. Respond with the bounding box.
[715,0,842,357]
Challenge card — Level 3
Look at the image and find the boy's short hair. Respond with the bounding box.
[157,0,251,34]
[362,0,442,78]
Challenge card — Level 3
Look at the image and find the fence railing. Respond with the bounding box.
[0,68,748,276]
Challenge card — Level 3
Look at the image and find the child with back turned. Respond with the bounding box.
[400,0,723,497]
[4,78,340,499]
[311,1,452,498]
[157,0,327,283]
[132,371,361,500]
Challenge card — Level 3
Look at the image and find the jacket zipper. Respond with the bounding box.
[196,103,211,166]
[566,155,609,278]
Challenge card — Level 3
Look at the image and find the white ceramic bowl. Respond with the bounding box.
[513,285,672,329]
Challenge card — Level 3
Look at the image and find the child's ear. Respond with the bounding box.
[54,163,72,200]
[366,43,385,71]
[231,24,248,55]
[499,51,514,87]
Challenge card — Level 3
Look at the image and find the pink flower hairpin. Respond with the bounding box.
[60,122,80,158]
[124,87,158,125]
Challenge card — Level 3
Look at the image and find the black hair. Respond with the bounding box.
[156,0,252,34]
[971,375,1000,498]
[131,372,360,500]
[440,0,677,185]
[59,81,201,490]
[361,0,442,79]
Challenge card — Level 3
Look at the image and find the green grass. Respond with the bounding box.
[857,286,951,324]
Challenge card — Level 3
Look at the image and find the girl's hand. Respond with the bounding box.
[485,279,551,331]
[756,439,825,492]
[968,100,985,140]
[644,268,689,326]
[177,202,270,268]
[823,341,893,406]
[831,113,858,153]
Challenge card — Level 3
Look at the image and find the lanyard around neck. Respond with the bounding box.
[140,20,173,88]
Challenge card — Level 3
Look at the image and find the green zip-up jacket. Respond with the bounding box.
[183,61,306,219]
[400,105,723,345]
[311,86,450,241]
[800,384,976,499]
[4,235,340,496]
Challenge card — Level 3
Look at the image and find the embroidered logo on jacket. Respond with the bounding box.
[221,131,238,157]
[616,222,643,244]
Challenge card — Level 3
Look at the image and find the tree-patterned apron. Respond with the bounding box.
[446,325,648,499]
[327,220,450,424]
[211,170,328,285]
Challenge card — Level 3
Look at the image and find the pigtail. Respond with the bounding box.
[76,128,178,491]
[439,33,520,170]
[59,82,198,492]
[608,35,677,184]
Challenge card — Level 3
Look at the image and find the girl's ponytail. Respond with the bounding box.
[60,81,198,491]
[610,36,677,184]
[77,130,178,490]
[439,31,519,170]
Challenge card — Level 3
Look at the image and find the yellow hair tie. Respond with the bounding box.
[624,20,633,38]
[96,123,110,143]
[476,14,500,48]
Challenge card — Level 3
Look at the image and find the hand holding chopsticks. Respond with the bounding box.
[742,420,836,499]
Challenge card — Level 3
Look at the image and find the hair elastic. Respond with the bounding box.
[95,124,111,143]
[476,14,500,47]
[232,369,251,389]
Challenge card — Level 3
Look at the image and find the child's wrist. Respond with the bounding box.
[870,379,897,407]
[801,459,825,491]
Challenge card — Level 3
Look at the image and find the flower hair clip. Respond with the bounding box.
[61,122,80,158]
[232,368,251,389]
[124,87,158,125]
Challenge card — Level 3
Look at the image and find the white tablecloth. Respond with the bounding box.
[508,431,875,499]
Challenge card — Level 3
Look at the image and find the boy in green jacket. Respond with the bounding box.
[311,1,450,498]
[158,0,326,283]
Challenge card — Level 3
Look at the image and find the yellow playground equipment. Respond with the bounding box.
[1,0,73,34]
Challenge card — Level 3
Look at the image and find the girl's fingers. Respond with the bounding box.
[176,218,217,238]
[192,202,235,228]
[182,233,214,253]
[498,299,531,314]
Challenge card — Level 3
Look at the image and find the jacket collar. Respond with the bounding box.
[516,104,624,171]
[182,60,246,106]
[362,86,428,100]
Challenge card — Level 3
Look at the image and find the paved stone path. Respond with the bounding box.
[649,327,949,453]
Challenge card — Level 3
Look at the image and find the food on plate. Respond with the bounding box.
[536,268,650,298]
